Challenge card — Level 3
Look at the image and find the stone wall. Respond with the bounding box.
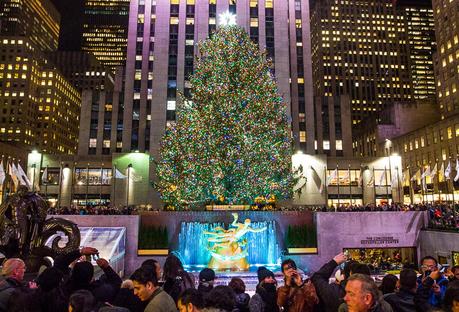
[419,230,459,266]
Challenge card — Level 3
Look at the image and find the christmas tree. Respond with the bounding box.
[156,25,295,209]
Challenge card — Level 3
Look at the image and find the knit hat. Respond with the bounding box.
[199,268,216,282]
[257,267,275,283]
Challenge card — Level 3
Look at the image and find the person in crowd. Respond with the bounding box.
[53,246,122,307]
[68,289,97,312]
[443,280,459,312]
[379,275,399,295]
[351,263,372,276]
[130,265,176,312]
[178,289,205,312]
[203,285,236,312]
[384,269,417,312]
[197,268,215,297]
[112,279,145,312]
[339,274,393,312]
[229,277,250,312]
[141,259,162,283]
[277,259,318,312]
[249,267,278,312]
[0,258,28,312]
[448,266,459,282]
[162,254,195,303]
[417,256,448,307]
[311,252,349,312]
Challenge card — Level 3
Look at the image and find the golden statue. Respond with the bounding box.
[204,213,266,271]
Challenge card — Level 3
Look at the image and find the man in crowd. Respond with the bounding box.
[0,258,27,311]
[131,265,176,312]
[339,274,393,312]
[198,268,215,297]
[277,259,318,312]
[311,252,348,312]
[384,269,417,312]
[249,267,279,312]
[178,288,205,312]
[417,256,448,307]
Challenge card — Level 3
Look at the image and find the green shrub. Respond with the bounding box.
[285,224,317,248]
[138,224,169,249]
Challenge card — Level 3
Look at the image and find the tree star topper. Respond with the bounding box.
[219,11,237,26]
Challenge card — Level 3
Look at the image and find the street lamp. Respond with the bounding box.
[126,164,133,207]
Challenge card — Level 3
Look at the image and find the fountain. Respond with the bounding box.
[176,213,281,271]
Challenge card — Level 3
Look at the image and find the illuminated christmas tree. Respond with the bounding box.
[156,26,295,209]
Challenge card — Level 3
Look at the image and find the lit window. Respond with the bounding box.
[103,140,110,148]
[323,141,330,150]
[89,139,97,148]
[167,100,176,110]
[299,131,306,143]
[336,140,343,151]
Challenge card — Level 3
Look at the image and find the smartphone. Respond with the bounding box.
[440,264,449,273]
[425,270,432,277]
[92,253,100,261]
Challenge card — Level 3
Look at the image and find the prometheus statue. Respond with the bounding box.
[204,212,266,271]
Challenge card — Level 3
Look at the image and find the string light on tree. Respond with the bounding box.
[218,11,237,26]
[155,26,297,210]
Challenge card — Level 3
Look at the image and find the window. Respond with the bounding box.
[448,127,453,139]
[89,138,97,148]
[74,169,112,185]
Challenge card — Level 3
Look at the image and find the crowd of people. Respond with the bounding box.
[47,205,141,216]
[1,250,459,312]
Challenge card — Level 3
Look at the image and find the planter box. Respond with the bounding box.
[138,249,169,256]
[287,247,318,254]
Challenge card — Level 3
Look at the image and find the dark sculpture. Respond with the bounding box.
[0,186,80,273]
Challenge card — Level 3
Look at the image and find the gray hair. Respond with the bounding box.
[1,258,25,277]
[348,273,382,304]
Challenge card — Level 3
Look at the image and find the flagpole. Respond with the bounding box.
[324,165,328,209]
[100,162,103,205]
[373,167,376,205]
[85,163,90,208]
[444,160,449,203]
[408,166,413,204]
[45,165,48,202]
[348,164,352,206]
[337,164,340,210]
[113,164,116,208]
[396,165,401,204]
[0,155,4,204]
[421,166,425,204]
[57,161,63,209]
[385,166,389,204]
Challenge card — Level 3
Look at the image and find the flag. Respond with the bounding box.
[0,161,5,185]
[342,169,350,182]
[319,181,324,194]
[8,163,19,187]
[391,171,398,187]
[41,167,48,183]
[421,166,431,179]
[358,170,363,187]
[17,163,31,188]
[402,169,409,184]
[455,160,459,182]
[326,169,337,186]
[130,171,143,182]
[114,168,127,179]
[379,169,386,186]
[366,170,374,187]
[445,161,452,180]
[430,163,438,179]
[411,169,420,182]
[439,163,445,180]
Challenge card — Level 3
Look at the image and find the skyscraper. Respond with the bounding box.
[310,0,413,125]
[106,0,316,157]
[81,0,130,70]
[0,0,60,51]
[395,0,436,102]
[0,0,81,154]
[432,0,459,118]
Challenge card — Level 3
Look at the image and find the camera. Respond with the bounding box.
[92,253,100,261]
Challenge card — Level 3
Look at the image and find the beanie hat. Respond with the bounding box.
[71,261,94,286]
[257,267,275,283]
[199,268,216,282]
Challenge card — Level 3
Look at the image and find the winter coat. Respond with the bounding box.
[310,259,345,312]
[338,300,394,312]
[384,288,417,312]
[0,278,25,312]
[277,281,319,312]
